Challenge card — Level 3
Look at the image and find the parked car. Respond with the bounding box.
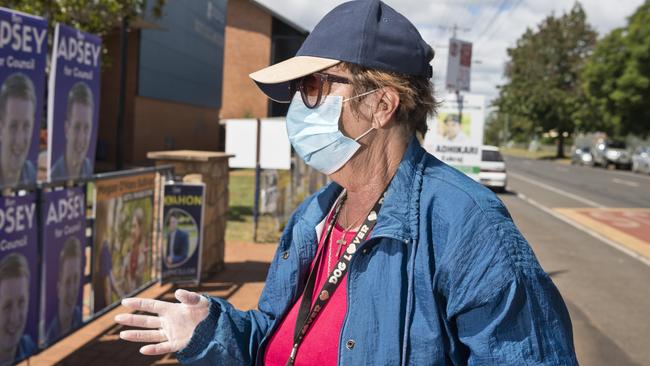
[571,146,593,166]
[632,146,650,174]
[592,140,631,169]
[479,145,507,192]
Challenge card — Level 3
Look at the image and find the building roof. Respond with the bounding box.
[248,0,309,35]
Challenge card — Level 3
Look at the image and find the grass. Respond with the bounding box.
[500,147,570,164]
[226,169,282,244]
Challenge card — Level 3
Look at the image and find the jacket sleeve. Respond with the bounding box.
[174,240,292,365]
[174,193,316,365]
[174,296,274,365]
[441,217,578,365]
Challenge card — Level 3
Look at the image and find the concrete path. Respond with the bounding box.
[21,241,278,366]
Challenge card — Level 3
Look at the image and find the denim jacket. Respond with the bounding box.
[177,137,577,365]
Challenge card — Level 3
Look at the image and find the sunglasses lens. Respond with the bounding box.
[302,74,321,96]
[301,74,324,108]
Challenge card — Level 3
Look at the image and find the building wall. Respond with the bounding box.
[220,0,272,119]
[99,4,225,169]
[97,0,298,168]
[97,29,139,171]
[131,96,221,165]
[139,0,226,109]
[269,17,307,117]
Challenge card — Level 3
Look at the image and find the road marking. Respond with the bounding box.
[509,172,605,208]
[555,208,650,261]
[612,178,640,188]
[607,169,650,182]
[515,193,650,267]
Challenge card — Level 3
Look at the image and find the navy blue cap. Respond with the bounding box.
[298,0,433,78]
[249,0,434,102]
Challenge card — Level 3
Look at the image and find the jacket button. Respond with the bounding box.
[281,251,289,260]
[346,339,355,350]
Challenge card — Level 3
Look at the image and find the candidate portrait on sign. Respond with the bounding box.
[45,237,83,346]
[0,253,37,365]
[0,73,37,187]
[51,81,94,181]
[166,214,189,266]
[440,113,468,144]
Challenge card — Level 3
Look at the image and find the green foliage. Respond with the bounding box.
[580,0,650,138]
[4,0,166,70]
[494,3,597,157]
[483,112,502,146]
[4,0,165,35]
[484,109,536,145]
[575,29,626,135]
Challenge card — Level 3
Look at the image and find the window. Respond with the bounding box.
[482,150,504,162]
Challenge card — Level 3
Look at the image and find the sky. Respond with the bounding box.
[256,0,645,105]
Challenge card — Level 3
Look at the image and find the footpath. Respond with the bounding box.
[22,241,277,366]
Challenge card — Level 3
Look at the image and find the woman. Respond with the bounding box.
[116,1,577,365]
[122,207,148,294]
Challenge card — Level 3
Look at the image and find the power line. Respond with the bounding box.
[435,0,476,40]
[437,24,471,38]
[471,0,513,42]
[475,0,526,46]
[450,0,477,36]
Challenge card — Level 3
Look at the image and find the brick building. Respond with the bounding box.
[220,0,307,120]
[96,0,306,170]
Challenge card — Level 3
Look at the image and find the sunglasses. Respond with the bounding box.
[290,72,351,108]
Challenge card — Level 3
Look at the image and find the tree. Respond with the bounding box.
[3,0,165,36]
[494,3,597,157]
[619,0,650,137]
[484,111,502,146]
[578,29,628,136]
[484,109,535,146]
[580,0,650,138]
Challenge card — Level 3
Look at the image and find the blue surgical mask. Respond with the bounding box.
[286,90,377,175]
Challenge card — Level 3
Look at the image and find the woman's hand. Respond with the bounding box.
[115,289,210,355]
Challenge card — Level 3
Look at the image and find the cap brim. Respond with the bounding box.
[249,56,340,103]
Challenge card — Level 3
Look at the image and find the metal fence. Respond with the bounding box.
[0,165,173,364]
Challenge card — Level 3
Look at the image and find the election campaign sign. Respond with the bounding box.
[445,38,472,92]
[0,193,39,364]
[0,8,47,188]
[39,187,85,348]
[91,173,155,314]
[47,23,101,181]
[423,94,485,179]
[162,183,204,284]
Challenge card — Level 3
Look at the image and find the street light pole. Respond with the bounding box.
[253,118,261,242]
[115,16,129,170]
[456,89,464,129]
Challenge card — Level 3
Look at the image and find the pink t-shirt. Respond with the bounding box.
[263,210,358,366]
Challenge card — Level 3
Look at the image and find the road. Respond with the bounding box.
[506,156,650,208]
[500,156,650,366]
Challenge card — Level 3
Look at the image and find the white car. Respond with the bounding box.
[479,145,507,192]
[632,146,650,174]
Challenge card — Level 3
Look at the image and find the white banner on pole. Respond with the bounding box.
[445,38,472,92]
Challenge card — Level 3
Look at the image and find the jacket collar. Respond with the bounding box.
[298,136,426,243]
